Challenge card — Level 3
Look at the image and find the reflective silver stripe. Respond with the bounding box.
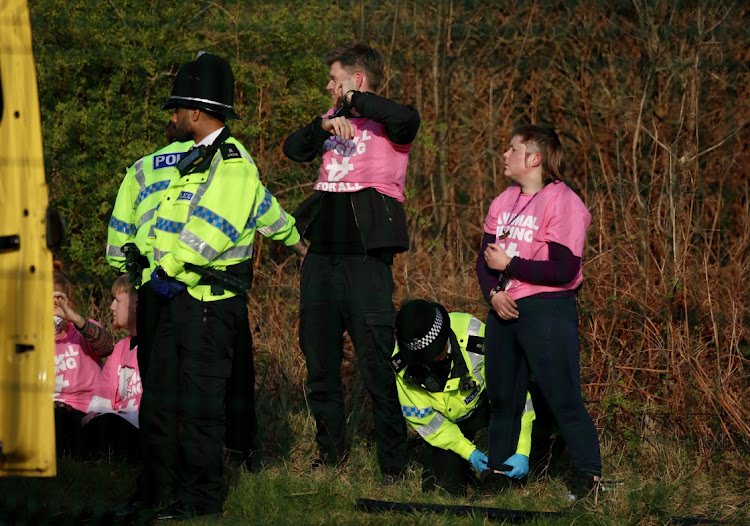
[134,158,145,188]
[179,230,218,261]
[188,153,221,216]
[216,244,253,261]
[523,397,534,415]
[167,95,235,111]
[153,248,170,262]
[138,208,157,228]
[257,209,288,236]
[416,412,445,439]
[466,351,485,388]
[239,150,254,165]
[467,316,482,336]
[149,224,156,238]
[106,244,124,258]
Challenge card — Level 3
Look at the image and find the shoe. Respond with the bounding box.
[152,501,201,521]
[108,498,153,520]
[570,475,606,503]
[479,470,515,497]
[381,469,404,486]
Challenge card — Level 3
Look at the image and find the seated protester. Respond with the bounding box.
[391,300,535,495]
[84,274,141,459]
[53,261,115,458]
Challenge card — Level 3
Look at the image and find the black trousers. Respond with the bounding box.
[420,399,491,495]
[137,280,256,462]
[138,291,247,513]
[299,253,406,473]
[485,296,601,478]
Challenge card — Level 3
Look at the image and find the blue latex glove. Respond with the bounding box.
[468,449,489,472]
[150,268,186,299]
[503,453,529,479]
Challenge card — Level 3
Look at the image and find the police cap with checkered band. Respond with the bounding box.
[395,300,452,365]
[161,52,241,119]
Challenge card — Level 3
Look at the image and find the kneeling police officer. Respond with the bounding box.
[392,300,535,495]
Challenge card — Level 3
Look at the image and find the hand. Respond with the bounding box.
[503,453,529,479]
[150,268,186,299]
[484,243,511,271]
[53,291,86,327]
[468,449,489,472]
[490,290,519,320]
[292,240,307,261]
[321,116,356,140]
[340,78,357,97]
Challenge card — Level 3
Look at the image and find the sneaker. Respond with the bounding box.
[570,475,605,503]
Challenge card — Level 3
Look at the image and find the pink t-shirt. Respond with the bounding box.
[313,109,412,202]
[483,181,591,300]
[53,320,103,413]
[97,335,142,416]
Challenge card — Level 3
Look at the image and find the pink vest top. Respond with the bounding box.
[313,109,412,202]
[97,335,142,414]
[54,321,103,413]
[483,182,591,300]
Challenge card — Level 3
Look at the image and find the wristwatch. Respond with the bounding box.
[489,284,503,299]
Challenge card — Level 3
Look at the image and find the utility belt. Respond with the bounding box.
[185,259,253,296]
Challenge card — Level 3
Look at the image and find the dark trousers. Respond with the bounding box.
[299,253,406,473]
[421,399,490,495]
[485,296,601,478]
[136,281,160,379]
[138,291,246,513]
[224,302,256,459]
[137,280,256,464]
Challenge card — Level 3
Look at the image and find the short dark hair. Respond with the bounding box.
[511,124,565,184]
[323,40,384,92]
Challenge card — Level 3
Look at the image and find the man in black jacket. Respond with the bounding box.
[283,41,420,483]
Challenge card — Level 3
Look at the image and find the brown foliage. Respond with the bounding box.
[249,1,750,465]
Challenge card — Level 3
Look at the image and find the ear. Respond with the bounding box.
[355,72,363,89]
[529,153,542,167]
[190,108,202,123]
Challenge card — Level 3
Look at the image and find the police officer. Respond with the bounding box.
[113,52,305,521]
[392,300,535,495]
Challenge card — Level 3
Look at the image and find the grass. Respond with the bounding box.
[2,407,748,526]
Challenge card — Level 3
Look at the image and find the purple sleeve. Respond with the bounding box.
[505,242,581,286]
[476,233,502,303]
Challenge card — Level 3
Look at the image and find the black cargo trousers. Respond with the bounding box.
[299,252,407,474]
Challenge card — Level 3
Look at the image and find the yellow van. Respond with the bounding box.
[0,0,64,477]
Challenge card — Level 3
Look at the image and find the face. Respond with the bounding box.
[502,135,536,182]
[326,61,353,107]
[110,290,135,330]
[171,107,194,142]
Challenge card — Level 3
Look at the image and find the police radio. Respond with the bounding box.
[176,126,231,176]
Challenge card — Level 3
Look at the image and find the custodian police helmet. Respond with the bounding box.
[161,52,240,119]
[395,300,452,366]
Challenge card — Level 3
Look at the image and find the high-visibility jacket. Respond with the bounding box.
[151,135,300,301]
[106,140,194,284]
[394,312,535,460]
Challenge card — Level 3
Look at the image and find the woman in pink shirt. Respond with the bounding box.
[476,125,602,499]
[53,262,114,457]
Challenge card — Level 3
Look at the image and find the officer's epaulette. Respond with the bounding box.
[220,142,242,160]
[466,335,484,355]
[389,352,407,374]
